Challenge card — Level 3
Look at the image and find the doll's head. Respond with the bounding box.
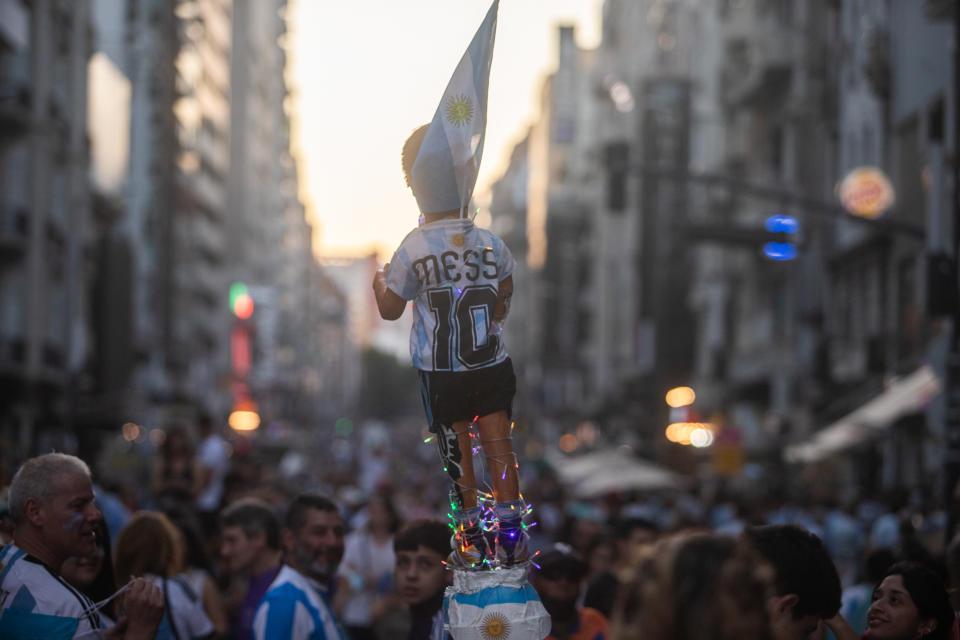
[402,124,430,190]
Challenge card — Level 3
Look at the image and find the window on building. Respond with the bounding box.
[895,117,925,223]
[863,124,876,164]
[897,256,920,363]
[929,96,944,143]
[604,141,630,213]
[769,126,783,176]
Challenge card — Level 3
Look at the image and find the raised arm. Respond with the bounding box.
[493,274,513,324]
[810,614,860,640]
[373,262,406,320]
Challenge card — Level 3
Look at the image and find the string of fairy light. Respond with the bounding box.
[424,418,541,570]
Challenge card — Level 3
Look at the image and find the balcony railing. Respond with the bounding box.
[721,24,794,106]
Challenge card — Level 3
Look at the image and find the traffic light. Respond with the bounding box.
[763,215,798,261]
[230,282,254,319]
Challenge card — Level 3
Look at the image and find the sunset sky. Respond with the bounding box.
[288,0,603,259]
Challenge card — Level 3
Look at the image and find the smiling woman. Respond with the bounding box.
[60,519,119,621]
[863,563,955,640]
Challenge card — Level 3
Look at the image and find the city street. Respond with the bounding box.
[0,2,958,639]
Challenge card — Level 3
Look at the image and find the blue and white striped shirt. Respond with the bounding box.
[386,218,515,372]
[0,544,104,639]
[252,565,347,640]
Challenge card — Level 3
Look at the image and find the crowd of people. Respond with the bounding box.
[0,416,959,640]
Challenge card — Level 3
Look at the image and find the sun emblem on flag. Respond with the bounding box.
[445,93,474,127]
[480,612,511,639]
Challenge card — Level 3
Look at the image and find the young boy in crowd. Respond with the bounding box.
[373,124,527,569]
[742,524,843,640]
[393,519,452,640]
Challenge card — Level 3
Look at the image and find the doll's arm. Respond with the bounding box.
[493,275,513,323]
[373,262,406,320]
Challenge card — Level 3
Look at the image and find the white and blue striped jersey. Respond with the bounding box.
[386,218,515,372]
[0,544,104,639]
[251,565,347,640]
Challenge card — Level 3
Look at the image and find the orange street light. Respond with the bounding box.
[665,386,696,408]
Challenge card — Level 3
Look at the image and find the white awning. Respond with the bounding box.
[784,365,941,463]
[547,447,685,497]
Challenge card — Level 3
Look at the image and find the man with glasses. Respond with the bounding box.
[530,543,609,640]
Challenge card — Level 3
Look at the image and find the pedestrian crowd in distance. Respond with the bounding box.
[1,416,959,640]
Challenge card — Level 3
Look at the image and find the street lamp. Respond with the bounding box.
[229,399,261,432]
[664,386,714,447]
[665,386,695,408]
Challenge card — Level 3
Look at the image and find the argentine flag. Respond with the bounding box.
[411,0,499,215]
[444,567,551,640]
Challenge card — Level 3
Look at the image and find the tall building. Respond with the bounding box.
[699,1,840,467]
[591,0,727,448]
[118,0,234,426]
[0,0,352,459]
[229,0,298,427]
[0,0,93,455]
[488,136,534,417]
[81,0,134,444]
[511,0,955,500]
[784,1,955,495]
[526,26,598,417]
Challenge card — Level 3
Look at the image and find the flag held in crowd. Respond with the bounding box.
[410,0,499,215]
[444,567,551,640]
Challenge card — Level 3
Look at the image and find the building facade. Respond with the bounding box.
[0,0,352,460]
[0,0,93,457]
[494,0,956,498]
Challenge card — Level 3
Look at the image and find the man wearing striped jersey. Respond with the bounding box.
[373,124,529,569]
[0,453,163,639]
[252,494,348,640]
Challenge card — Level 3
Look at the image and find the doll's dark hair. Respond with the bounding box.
[401,124,430,188]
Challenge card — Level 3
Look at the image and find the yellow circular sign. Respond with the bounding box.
[837,167,895,219]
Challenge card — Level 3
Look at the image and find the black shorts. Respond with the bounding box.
[418,358,516,432]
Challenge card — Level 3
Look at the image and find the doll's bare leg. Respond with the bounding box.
[438,420,488,567]
[477,410,528,565]
[437,420,478,509]
[476,410,518,502]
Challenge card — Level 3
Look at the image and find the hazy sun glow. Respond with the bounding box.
[287,0,602,259]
